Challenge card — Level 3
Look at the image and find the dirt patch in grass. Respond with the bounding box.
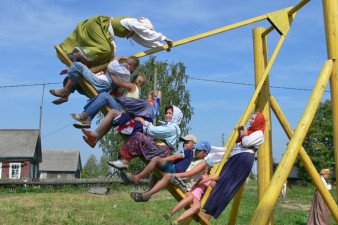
[279,200,311,211]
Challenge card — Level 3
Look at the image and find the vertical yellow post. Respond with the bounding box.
[250,60,333,225]
[253,27,273,225]
[322,0,338,200]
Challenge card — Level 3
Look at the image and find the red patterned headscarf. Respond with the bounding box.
[236,112,265,143]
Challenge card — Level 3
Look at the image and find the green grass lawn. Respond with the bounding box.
[0,181,336,225]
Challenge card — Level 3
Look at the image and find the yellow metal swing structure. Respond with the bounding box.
[55,0,338,224]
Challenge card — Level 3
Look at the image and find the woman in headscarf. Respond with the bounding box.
[58,16,173,67]
[107,104,183,170]
[202,112,265,220]
[307,169,332,225]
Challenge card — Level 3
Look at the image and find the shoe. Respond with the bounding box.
[52,96,68,105]
[70,113,84,122]
[81,128,96,142]
[67,53,80,62]
[73,122,91,129]
[107,160,128,170]
[49,89,68,98]
[83,136,96,148]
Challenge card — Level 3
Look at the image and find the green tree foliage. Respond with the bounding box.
[98,56,194,173]
[81,154,99,178]
[295,99,334,183]
[97,154,111,176]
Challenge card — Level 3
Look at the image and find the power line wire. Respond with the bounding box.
[0,82,62,88]
[42,122,74,139]
[1,78,329,93]
[188,77,331,93]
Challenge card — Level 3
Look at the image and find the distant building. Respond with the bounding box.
[39,150,82,179]
[0,129,42,179]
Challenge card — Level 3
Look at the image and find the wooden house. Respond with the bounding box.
[39,150,82,179]
[0,129,42,179]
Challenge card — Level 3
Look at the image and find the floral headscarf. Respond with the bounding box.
[167,105,183,125]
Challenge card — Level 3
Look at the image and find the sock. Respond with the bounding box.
[92,131,99,138]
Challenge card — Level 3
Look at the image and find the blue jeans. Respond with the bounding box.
[84,92,122,120]
[68,62,117,93]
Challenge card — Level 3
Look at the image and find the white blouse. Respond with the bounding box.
[229,130,264,158]
[120,18,167,48]
[203,130,264,166]
[321,175,332,190]
[107,59,131,83]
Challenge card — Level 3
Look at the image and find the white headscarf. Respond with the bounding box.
[167,105,183,125]
[138,17,154,30]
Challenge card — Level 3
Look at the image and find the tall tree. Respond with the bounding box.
[97,154,111,176]
[82,154,99,178]
[98,56,194,173]
[296,99,334,183]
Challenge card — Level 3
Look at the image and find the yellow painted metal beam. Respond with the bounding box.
[322,0,338,201]
[270,94,338,223]
[249,60,334,225]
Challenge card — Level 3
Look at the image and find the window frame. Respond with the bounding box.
[9,163,21,179]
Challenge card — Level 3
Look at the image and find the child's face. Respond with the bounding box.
[124,58,137,72]
[183,140,195,150]
[195,149,208,159]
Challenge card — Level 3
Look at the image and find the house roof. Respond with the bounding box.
[40,150,82,172]
[0,129,41,159]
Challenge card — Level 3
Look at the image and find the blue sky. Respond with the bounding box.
[0,0,330,166]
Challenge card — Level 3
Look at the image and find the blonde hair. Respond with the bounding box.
[320,169,330,175]
[149,90,162,101]
[131,74,146,90]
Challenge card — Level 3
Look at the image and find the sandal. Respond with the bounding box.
[120,172,136,184]
[130,192,148,202]
[49,89,68,98]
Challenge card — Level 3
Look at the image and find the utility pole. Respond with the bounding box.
[39,83,45,133]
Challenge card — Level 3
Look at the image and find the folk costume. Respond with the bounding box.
[203,112,265,219]
[59,16,168,67]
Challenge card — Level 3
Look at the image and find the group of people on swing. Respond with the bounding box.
[50,15,271,223]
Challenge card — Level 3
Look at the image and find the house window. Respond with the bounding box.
[9,163,21,179]
[0,162,2,179]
